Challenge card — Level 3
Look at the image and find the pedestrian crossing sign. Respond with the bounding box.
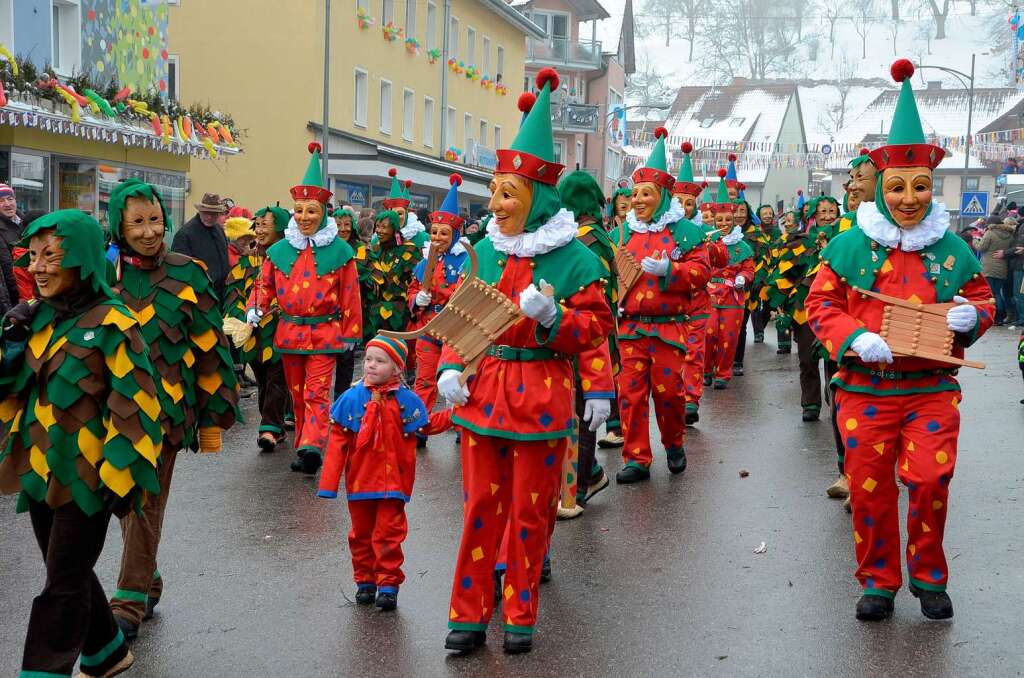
[960,191,988,217]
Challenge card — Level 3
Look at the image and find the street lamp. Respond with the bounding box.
[916,53,976,224]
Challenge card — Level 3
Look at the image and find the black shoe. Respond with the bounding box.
[114,614,139,641]
[703,375,712,387]
[754,332,765,343]
[143,595,159,621]
[445,630,487,652]
[855,594,894,621]
[802,407,820,422]
[713,378,727,390]
[355,585,377,605]
[301,451,322,475]
[667,448,687,475]
[503,631,533,654]
[685,408,699,426]
[615,464,651,484]
[290,458,304,472]
[375,590,398,611]
[257,434,277,453]
[909,583,954,620]
[540,556,552,583]
[732,363,744,376]
[777,347,791,355]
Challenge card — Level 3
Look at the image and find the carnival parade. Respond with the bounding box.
[1,1,1023,676]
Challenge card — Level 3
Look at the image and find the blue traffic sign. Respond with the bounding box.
[960,191,989,217]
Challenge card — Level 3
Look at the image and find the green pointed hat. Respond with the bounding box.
[673,141,702,196]
[710,168,738,214]
[22,209,115,297]
[107,178,173,243]
[383,167,412,208]
[495,68,564,185]
[631,126,674,191]
[867,59,945,171]
[290,142,333,204]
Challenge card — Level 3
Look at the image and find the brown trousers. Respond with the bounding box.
[110,448,177,624]
[253,359,289,436]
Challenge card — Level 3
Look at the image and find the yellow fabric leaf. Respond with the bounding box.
[132,304,156,326]
[99,463,134,496]
[162,378,184,403]
[191,329,217,352]
[102,307,136,332]
[197,371,223,395]
[133,390,161,422]
[135,434,160,465]
[78,427,103,466]
[0,397,20,425]
[177,286,198,304]
[106,343,133,379]
[44,336,68,361]
[34,402,56,430]
[183,348,195,368]
[28,324,54,360]
[29,445,49,478]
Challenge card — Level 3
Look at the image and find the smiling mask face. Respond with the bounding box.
[881,167,932,229]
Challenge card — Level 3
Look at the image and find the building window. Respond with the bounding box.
[464,112,473,148]
[404,0,416,38]
[379,79,393,134]
[479,120,488,147]
[467,27,476,65]
[402,88,414,141]
[553,140,566,165]
[729,117,746,127]
[494,125,501,150]
[426,1,437,51]
[51,0,82,76]
[933,176,945,194]
[445,106,456,147]
[482,36,491,75]
[964,176,980,191]
[357,0,369,9]
[382,0,394,25]
[605,148,622,180]
[423,96,435,147]
[496,46,504,82]
[166,55,179,102]
[449,16,459,58]
[354,69,368,127]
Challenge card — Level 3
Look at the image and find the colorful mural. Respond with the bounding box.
[81,0,170,95]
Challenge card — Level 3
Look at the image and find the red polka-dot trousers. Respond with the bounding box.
[837,388,960,597]
[448,435,567,634]
[282,353,335,453]
[705,305,744,381]
[617,337,687,468]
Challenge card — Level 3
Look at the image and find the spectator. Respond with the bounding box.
[171,192,230,303]
[1003,157,1020,174]
[0,184,25,305]
[1008,215,1024,327]
[977,215,1017,325]
[416,206,430,226]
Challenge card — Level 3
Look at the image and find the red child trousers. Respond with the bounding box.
[617,336,687,467]
[704,305,745,381]
[448,435,567,634]
[282,353,336,453]
[837,388,960,597]
[413,338,443,414]
[682,316,708,409]
[347,499,408,590]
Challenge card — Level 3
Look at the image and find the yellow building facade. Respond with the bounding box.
[169,0,542,212]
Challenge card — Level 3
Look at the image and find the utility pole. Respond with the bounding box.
[321,0,331,188]
[439,0,452,159]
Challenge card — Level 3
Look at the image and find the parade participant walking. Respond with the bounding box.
[171,193,230,304]
[228,205,291,452]
[437,68,612,654]
[747,204,780,345]
[607,186,632,237]
[704,177,755,390]
[556,169,618,517]
[362,211,422,342]
[730,192,759,375]
[106,178,239,641]
[614,128,710,483]
[408,175,468,424]
[382,168,429,249]
[248,143,362,475]
[333,207,365,399]
[806,60,995,622]
[0,209,163,678]
[318,336,448,611]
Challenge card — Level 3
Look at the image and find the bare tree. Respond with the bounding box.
[818,53,857,138]
[914,18,933,55]
[790,0,808,39]
[888,19,900,54]
[638,0,683,47]
[925,0,952,39]
[697,0,808,81]
[626,54,677,109]
[678,0,705,62]
[818,0,843,58]
[851,0,876,59]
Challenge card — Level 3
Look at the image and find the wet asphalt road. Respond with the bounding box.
[1,327,1022,677]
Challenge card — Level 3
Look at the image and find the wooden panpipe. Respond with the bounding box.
[615,246,643,301]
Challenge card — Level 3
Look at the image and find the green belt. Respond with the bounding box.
[485,345,566,361]
[624,313,689,324]
[845,364,955,380]
[710,277,727,283]
[280,312,340,325]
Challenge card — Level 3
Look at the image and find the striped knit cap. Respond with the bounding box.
[366,335,408,369]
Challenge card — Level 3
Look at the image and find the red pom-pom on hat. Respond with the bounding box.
[449,173,463,186]
[728,153,737,162]
[308,141,322,154]
[681,141,693,154]
[405,180,413,188]
[739,183,746,190]
[654,126,669,140]
[797,189,803,195]
[388,167,398,177]
[859,148,870,156]
[891,59,915,83]
[518,92,536,113]
[535,67,560,91]
[717,168,728,178]
[701,181,709,188]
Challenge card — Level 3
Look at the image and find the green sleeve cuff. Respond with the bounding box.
[658,263,676,292]
[956,316,982,348]
[437,363,464,377]
[836,327,867,363]
[534,303,564,346]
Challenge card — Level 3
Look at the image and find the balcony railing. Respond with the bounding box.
[551,103,600,134]
[526,37,602,69]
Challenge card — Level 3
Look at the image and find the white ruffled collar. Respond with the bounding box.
[856,200,950,252]
[721,225,744,245]
[284,217,338,250]
[401,211,426,240]
[626,197,686,234]
[486,208,577,257]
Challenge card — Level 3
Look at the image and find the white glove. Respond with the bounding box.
[583,399,612,433]
[246,308,263,326]
[415,290,432,307]
[438,369,470,407]
[519,279,558,328]
[850,332,893,364]
[946,295,978,333]
[640,250,670,277]
[734,275,746,289]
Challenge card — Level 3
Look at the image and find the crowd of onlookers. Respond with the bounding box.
[960,202,1024,328]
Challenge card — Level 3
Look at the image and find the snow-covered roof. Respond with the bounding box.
[798,85,887,145]
[659,83,797,148]
[836,87,1024,146]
